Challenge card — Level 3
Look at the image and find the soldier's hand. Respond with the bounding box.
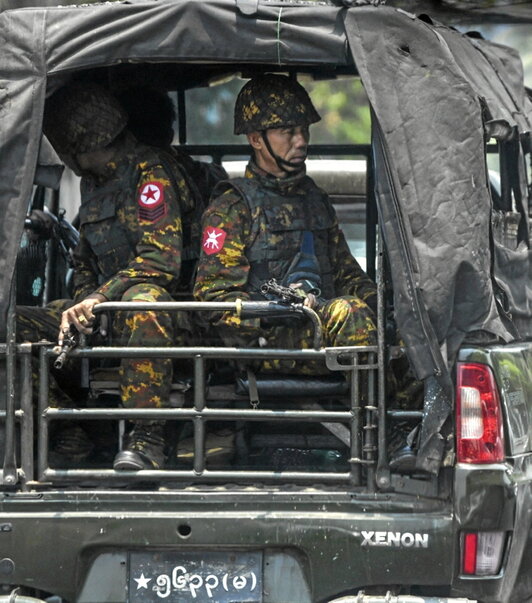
[303,292,319,309]
[58,294,106,344]
[289,282,319,309]
[26,209,55,240]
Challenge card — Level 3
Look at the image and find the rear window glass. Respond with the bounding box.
[184,75,370,146]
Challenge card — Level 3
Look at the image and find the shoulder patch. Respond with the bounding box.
[137,181,167,222]
[202,226,227,255]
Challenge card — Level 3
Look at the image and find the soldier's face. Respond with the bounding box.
[59,153,84,177]
[249,125,310,177]
[74,148,115,178]
[268,125,310,169]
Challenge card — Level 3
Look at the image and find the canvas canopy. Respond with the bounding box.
[0,0,531,386]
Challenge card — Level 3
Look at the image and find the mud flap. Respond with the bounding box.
[416,376,453,474]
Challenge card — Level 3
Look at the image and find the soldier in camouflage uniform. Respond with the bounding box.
[20,82,198,470]
[194,74,377,369]
[116,85,228,292]
[117,85,228,208]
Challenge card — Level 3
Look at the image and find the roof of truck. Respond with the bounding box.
[2,0,532,24]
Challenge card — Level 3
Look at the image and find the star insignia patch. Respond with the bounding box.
[137,181,167,222]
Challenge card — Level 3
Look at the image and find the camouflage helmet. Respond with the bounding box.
[234,74,321,135]
[43,83,127,155]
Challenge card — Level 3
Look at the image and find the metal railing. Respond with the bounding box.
[0,143,418,491]
[0,256,433,492]
[0,231,411,491]
[34,301,381,488]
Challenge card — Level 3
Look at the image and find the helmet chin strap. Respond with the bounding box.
[261,130,305,174]
[60,153,85,177]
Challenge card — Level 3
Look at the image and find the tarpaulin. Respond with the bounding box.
[345,6,532,377]
[344,7,531,470]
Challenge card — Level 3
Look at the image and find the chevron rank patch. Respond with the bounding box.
[138,181,167,222]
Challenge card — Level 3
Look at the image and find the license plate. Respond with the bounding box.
[127,550,263,602]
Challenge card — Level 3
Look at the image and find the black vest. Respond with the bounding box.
[78,146,199,293]
[215,175,337,299]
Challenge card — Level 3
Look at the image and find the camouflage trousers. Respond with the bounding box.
[17,299,77,408]
[113,283,191,409]
[17,284,191,409]
[262,295,377,374]
[259,297,423,411]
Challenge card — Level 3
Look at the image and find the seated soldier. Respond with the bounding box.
[194,74,377,370]
[116,85,228,297]
[19,81,199,471]
[116,85,228,208]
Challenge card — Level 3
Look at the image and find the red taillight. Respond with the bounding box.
[462,533,478,574]
[462,531,506,576]
[456,363,505,463]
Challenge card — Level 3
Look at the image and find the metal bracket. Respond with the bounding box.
[236,0,259,16]
[325,348,377,371]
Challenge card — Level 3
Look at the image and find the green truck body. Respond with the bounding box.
[0,2,531,601]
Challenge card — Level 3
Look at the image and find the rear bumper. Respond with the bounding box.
[0,489,456,602]
[329,596,475,603]
[0,470,528,603]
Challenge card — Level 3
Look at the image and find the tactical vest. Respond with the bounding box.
[78,146,198,294]
[215,175,337,299]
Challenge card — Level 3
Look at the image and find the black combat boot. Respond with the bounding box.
[50,422,95,467]
[113,421,166,471]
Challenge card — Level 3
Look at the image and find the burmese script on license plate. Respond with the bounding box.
[127,550,263,602]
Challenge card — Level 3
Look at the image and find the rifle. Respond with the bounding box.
[53,325,79,370]
[260,279,306,305]
[25,207,79,268]
[253,279,322,348]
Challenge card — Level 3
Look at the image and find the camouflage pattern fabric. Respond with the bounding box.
[74,138,195,408]
[18,137,196,411]
[390,354,424,410]
[74,136,194,302]
[17,288,192,411]
[112,283,191,409]
[209,165,377,304]
[261,296,377,374]
[172,148,228,215]
[170,149,228,294]
[43,83,127,155]
[16,300,76,408]
[234,74,321,135]
[17,299,73,344]
[194,161,377,361]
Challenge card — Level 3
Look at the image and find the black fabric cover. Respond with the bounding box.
[344,7,531,382]
[235,373,348,398]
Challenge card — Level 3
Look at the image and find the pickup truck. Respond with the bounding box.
[0,2,531,602]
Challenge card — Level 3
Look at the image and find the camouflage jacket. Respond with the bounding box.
[172,148,228,210]
[74,137,195,302]
[194,161,376,339]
